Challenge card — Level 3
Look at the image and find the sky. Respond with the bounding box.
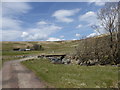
[1,2,106,41]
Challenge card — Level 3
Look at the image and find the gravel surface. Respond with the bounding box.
[1,57,45,88]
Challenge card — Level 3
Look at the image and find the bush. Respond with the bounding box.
[33,44,44,51]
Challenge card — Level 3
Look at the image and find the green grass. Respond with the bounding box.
[2,50,43,64]
[2,51,42,56]
[2,40,78,64]
[22,58,119,88]
[2,56,23,64]
[2,40,78,54]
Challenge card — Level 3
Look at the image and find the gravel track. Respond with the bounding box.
[1,57,45,88]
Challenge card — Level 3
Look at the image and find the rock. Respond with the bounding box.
[80,83,86,86]
[51,58,62,64]
[62,58,71,64]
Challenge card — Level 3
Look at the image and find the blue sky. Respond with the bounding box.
[1,2,105,41]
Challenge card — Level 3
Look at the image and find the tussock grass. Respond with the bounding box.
[22,58,119,88]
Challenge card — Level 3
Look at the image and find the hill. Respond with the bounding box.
[2,33,120,65]
[2,40,79,54]
[1,40,80,63]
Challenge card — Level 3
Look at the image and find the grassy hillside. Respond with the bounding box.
[1,40,79,64]
[2,34,120,64]
[2,40,79,55]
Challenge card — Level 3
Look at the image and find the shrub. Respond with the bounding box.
[33,44,44,51]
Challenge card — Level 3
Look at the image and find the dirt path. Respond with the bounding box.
[2,57,46,88]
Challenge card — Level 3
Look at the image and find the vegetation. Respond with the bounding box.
[73,2,120,65]
[2,56,23,64]
[0,61,1,68]
[1,40,78,65]
[22,58,119,88]
[97,2,120,64]
[33,44,44,51]
[2,40,78,54]
[73,35,120,65]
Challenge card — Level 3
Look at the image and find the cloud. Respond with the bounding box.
[22,33,48,41]
[72,39,77,40]
[21,32,29,37]
[87,33,97,37]
[2,2,62,41]
[88,0,106,6]
[2,2,31,17]
[21,21,62,41]
[75,33,80,37]
[2,30,22,41]
[60,35,64,38]
[2,0,31,2]
[1,2,32,41]
[87,30,100,38]
[88,0,120,6]
[79,11,108,36]
[2,17,22,30]
[37,21,47,25]
[80,11,96,19]
[47,37,61,41]
[79,11,97,26]
[52,9,80,23]
[47,37,65,41]
[94,2,105,6]
[76,24,82,28]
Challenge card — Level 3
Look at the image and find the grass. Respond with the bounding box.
[22,58,119,88]
[2,56,24,64]
[1,40,78,64]
[2,51,42,56]
[2,40,79,54]
[0,59,2,69]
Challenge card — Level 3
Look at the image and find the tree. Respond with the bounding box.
[73,2,120,65]
[96,2,120,64]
